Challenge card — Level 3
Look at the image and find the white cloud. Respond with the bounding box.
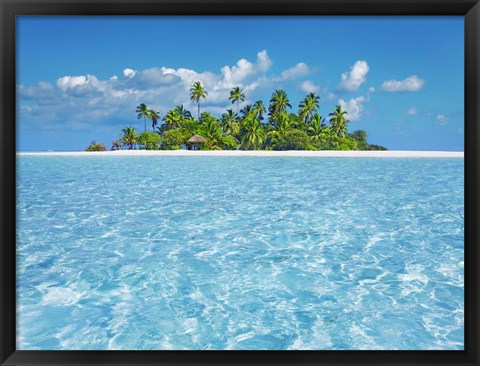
[381,75,424,92]
[110,75,118,81]
[436,114,449,125]
[338,95,368,121]
[368,86,375,93]
[243,79,261,94]
[220,49,273,88]
[123,68,136,78]
[280,63,309,80]
[406,107,417,115]
[300,80,320,94]
[18,82,57,104]
[161,66,206,86]
[56,74,113,99]
[56,75,89,91]
[256,50,272,72]
[221,59,255,85]
[38,81,53,90]
[130,67,184,89]
[338,60,369,91]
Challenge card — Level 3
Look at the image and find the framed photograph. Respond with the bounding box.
[1,0,479,365]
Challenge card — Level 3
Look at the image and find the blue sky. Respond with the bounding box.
[17,16,464,151]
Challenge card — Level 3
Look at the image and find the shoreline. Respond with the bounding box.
[17,150,464,158]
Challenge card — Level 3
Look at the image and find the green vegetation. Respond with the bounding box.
[136,103,149,133]
[85,141,107,151]
[138,132,161,150]
[87,81,387,151]
[229,87,246,114]
[120,126,138,150]
[190,81,208,119]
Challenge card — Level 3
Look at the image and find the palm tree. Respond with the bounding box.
[349,130,368,150]
[111,139,122,150]
[240,104,253,119]
[190,81,208,119]
[149,109,160,132]
[136,103,149,133]
[163,109,181,130]
[229,86,246,114]
[268,89,291,123]
[329,105,350,137]
[278,112,296,132]
[307,114,326,142]
[174,105,192,121]
[200,114,223,149]
[350,129,367,143]
[323,127,340,149]
[221,109,240,136]
[253,100,266,121]
[299,93,320,124]
[121,126,138,150]
[241,114,265,150]
[268,112,294,143]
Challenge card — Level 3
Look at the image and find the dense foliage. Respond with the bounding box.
[137,132,161,150]
[85,141,107,151]
[93,82,387,151]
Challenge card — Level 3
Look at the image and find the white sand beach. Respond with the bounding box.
[18,150,464,157]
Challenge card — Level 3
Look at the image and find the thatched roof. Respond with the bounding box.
[187,134,207,143]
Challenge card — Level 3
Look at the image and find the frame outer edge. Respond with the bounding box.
[465,1,480,365]
[0,0,17,364]
[0,0,3,361]
[2,1,480,365]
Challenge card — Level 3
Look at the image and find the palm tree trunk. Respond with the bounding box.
[198,103,200,120]
[144,116,146,133]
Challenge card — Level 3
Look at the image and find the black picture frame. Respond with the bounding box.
[1,0,479,365]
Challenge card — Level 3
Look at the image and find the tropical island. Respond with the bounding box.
[86,82,387,152]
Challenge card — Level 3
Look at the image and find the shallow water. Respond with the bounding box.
[16,156,464,350]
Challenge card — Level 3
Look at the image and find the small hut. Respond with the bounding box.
[187,134,207,150]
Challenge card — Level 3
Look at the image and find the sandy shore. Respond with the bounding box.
[18,150,464,158]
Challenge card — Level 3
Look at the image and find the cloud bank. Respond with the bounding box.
[18,50,315,132]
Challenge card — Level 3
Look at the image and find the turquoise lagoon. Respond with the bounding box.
[16,156,464,350]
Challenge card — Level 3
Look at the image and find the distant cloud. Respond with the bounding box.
[280,63,309,80]
[338,95,368,121]
[381,75,424,92]
[338,60,369,91]
[300,80,320,94]
[436,114,449,125]
[326,92,337,101]
[123,68,136,78]
[56,75,90,91]
[256,50,273,72]
[220,50,273,88]
[368,86,375,93]
[406,107,417,115]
